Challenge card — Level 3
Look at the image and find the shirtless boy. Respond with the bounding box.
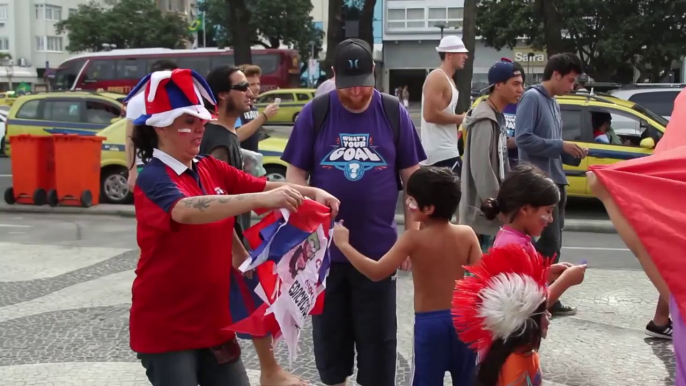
[332,166,481,385]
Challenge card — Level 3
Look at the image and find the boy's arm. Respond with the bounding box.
[337,232,414,282]
[467,229,482,266]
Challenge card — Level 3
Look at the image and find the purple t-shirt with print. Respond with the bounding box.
[281,90,426,263]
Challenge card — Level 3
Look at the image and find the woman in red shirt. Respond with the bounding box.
[126,69,339,386]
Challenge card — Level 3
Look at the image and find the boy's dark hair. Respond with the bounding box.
[406,166,460,221]
[205,65,242,107]
[480,163,560,221]
[150,60,178,72]
[543,53,583,81]
[592,112,612,130]
[512,61,526,83]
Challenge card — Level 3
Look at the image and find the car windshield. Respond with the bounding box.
[632,103,669,127]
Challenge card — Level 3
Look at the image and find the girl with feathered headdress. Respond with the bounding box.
[453,244,551,386]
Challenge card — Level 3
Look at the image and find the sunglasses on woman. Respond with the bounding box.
[231,82,250,92]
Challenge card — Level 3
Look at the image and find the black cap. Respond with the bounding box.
[334,39,375,89]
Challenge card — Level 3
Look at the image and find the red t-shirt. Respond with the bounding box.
[131,152,266,354]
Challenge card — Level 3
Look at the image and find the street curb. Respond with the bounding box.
[0,204,616,234]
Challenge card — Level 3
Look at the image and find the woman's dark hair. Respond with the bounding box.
[543,53,583,81]
[150,60,178,72]
[480,163,560,221]
[476,301,547,386]
[406,166,461,221]
[131,124,158,165]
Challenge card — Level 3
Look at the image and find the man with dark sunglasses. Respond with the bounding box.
[201,66,306,386]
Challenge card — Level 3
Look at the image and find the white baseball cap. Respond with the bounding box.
[436,35,469,53]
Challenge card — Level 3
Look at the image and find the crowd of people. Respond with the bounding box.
[123,34,683,386]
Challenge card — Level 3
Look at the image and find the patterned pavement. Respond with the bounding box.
[0,216,676,386]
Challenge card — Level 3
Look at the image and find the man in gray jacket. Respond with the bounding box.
[515,52,587,316]
[460,60,524,249]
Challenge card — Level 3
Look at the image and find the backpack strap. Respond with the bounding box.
[311,92,331,139]
[379,93,403,191]
[380,93,401,146]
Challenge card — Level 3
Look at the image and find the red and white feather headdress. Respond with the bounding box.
[452,244,551,353]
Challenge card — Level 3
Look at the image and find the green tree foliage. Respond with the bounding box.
[202,0,323,63]
[476,0,686,82]
[55,0,193,53]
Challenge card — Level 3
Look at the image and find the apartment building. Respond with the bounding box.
[382,0,546,100]
[0,0,196,92]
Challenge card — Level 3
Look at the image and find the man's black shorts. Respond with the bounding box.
[312,262,398,386]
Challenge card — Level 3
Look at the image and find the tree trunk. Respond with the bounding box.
[536,0,565,57]
[358,0,376,50]
[324,0,345,78]
[455,0,477,114]
[226,0,252,65]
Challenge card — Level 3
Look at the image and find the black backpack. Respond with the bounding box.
[309,92,404,190]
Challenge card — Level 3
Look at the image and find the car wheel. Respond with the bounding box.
[265,165,287,182]
[293,112,299,123]
[101,166,133,204]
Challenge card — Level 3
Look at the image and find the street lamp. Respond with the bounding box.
[434,22,447,39]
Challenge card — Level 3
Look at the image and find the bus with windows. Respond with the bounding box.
[51,47,302,94]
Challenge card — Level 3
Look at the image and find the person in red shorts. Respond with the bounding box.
[126,68,339,386]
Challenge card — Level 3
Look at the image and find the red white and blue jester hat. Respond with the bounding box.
[124,68,217,127]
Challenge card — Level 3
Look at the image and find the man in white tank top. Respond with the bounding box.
[420,35,468,172]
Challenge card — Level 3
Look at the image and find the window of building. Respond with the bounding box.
[36,4,62,21]
[0,37,9,51]
[0,4,8,20]
[387,7,463,30]
[35,36,44,51]
[36,36,63,52]
[427,7,464,29]
[69,8,77,17]
[387,8,425,29]
[47,36,63,51]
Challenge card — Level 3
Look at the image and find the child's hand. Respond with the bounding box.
[561,264,587,286]
[333,221,350,246]
[550,263,569,276]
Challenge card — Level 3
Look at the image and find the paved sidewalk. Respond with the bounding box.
[0,202,617,233]
[0,240,673,386]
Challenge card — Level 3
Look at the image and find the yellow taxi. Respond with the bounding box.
[97,122,289,203]
[3,90,126,155]
[255,88,316,125]
[465,92,667,197]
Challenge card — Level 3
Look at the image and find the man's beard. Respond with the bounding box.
[337,88,374,110]
[224,98,248,115]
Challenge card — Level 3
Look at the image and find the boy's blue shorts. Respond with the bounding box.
[411,309,477,385]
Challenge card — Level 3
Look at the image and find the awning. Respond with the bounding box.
[0,66,39,80]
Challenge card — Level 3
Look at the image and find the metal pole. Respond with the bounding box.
[202,11,206,48]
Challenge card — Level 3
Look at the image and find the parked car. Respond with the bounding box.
[254,88,316,125]
[610,83,684,120]
[464,91,667,198]
[3,90,126,155]
[96,121,290,204]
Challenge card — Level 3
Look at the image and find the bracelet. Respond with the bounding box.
[261,112,268,122]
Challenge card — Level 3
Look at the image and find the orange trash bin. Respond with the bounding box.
[3,135,55,206]
[50,134,106,208]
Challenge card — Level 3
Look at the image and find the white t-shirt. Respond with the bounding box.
[315,78,336,96]
[126,93,145,166]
